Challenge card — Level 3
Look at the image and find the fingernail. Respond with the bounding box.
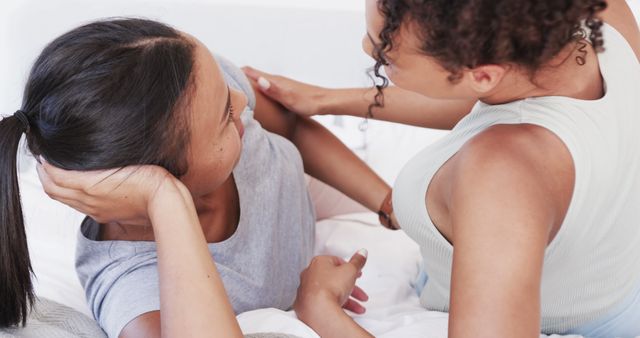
[257,76,271,90]
[357,248,368,258]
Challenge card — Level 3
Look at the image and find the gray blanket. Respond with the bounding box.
[0,298,301,338]
[0,298,106,338]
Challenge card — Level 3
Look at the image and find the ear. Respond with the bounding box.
[464,65,506,94]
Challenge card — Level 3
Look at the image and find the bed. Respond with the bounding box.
[14,153,582,338]
[4,0,639,336]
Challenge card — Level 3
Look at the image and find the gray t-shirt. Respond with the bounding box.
[75,56,316,338]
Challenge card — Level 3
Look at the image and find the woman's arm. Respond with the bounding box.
[149,177,242,338]
[249,80,391,214]
[243,67,476,130]
[445,124,573,337]
[37,164,243,338]
[316,86,474,130]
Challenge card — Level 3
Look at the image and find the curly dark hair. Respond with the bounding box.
[367,0,607,116]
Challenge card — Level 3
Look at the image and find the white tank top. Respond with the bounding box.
[393,23,640,333]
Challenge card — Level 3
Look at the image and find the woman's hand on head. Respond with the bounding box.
[36,159,185,226]
[242,66,329,117]
[294,250,369,322]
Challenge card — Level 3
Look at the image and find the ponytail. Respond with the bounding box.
[0,115,35,327]
[0,18,199,325]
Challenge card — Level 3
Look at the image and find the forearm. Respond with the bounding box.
[294,117,389,212]
[318,86,476,130]
[252,83,390,212]
[149,179,242,338]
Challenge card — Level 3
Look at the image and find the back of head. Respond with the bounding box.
[0,18,196,327]
[374,0,607,81]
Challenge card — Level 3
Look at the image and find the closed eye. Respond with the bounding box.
[221,85,232,124]
[227,104,235,123]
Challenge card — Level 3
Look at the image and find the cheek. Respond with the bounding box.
[385,65,424,93]
[387,63,459,99]
[181,131,242,196]
[215,128,243,177]
[362,36,374,58]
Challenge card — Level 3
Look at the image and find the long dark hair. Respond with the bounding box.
[367,0,607,114]
[0,18,196,327]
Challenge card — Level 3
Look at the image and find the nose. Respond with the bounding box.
[229,88,248,138]
[233,112,244,138]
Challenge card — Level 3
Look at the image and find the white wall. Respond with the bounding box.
[0,0,443,183]
[1,0,639,183]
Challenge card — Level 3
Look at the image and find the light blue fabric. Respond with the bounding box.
[568,280,640,338]
[413,268,428,296]
[75,56,316,338]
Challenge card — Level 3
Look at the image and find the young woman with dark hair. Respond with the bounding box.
[243,0,640,337]
[0,18,389,338]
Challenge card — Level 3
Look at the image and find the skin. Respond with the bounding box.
[243,0,640,337]
[38,32,386,337]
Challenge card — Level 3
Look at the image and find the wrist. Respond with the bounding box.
[315,88,339,116]
[147,174,184,221]
[294,290,342,327]
[296,292,371,338]
[378,189,399,230]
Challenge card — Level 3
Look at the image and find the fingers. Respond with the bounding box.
[257,77,272,91]
[242,66,279,97]
[36,164,83,200]
[242,66,272,89]
[350,285,369,302]
[38,160,77,189]
[348,249,368,273]
[241,66,269,81]
[39,158,116,190]
[343,298,367,315]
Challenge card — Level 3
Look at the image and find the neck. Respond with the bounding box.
[192,176,236,215]
[100,175,240,243]
[480,40,603,105]
[190,175,241,243]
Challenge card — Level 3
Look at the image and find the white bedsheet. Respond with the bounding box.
[237,213,584,338]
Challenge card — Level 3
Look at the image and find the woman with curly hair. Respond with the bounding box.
[244,0,640,337]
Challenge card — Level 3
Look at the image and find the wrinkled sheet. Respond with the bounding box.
[238,213,584,338]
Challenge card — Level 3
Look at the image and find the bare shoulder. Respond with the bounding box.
[449,124,575,241]
[600,0,640,61]
[446,124,571,337]
[455,123,574,178]
[119,311,161,338]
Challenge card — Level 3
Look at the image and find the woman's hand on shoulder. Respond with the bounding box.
[36,159,184,226]
[242,66,330,116]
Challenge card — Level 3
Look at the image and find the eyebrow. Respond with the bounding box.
[220,85,231,124]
